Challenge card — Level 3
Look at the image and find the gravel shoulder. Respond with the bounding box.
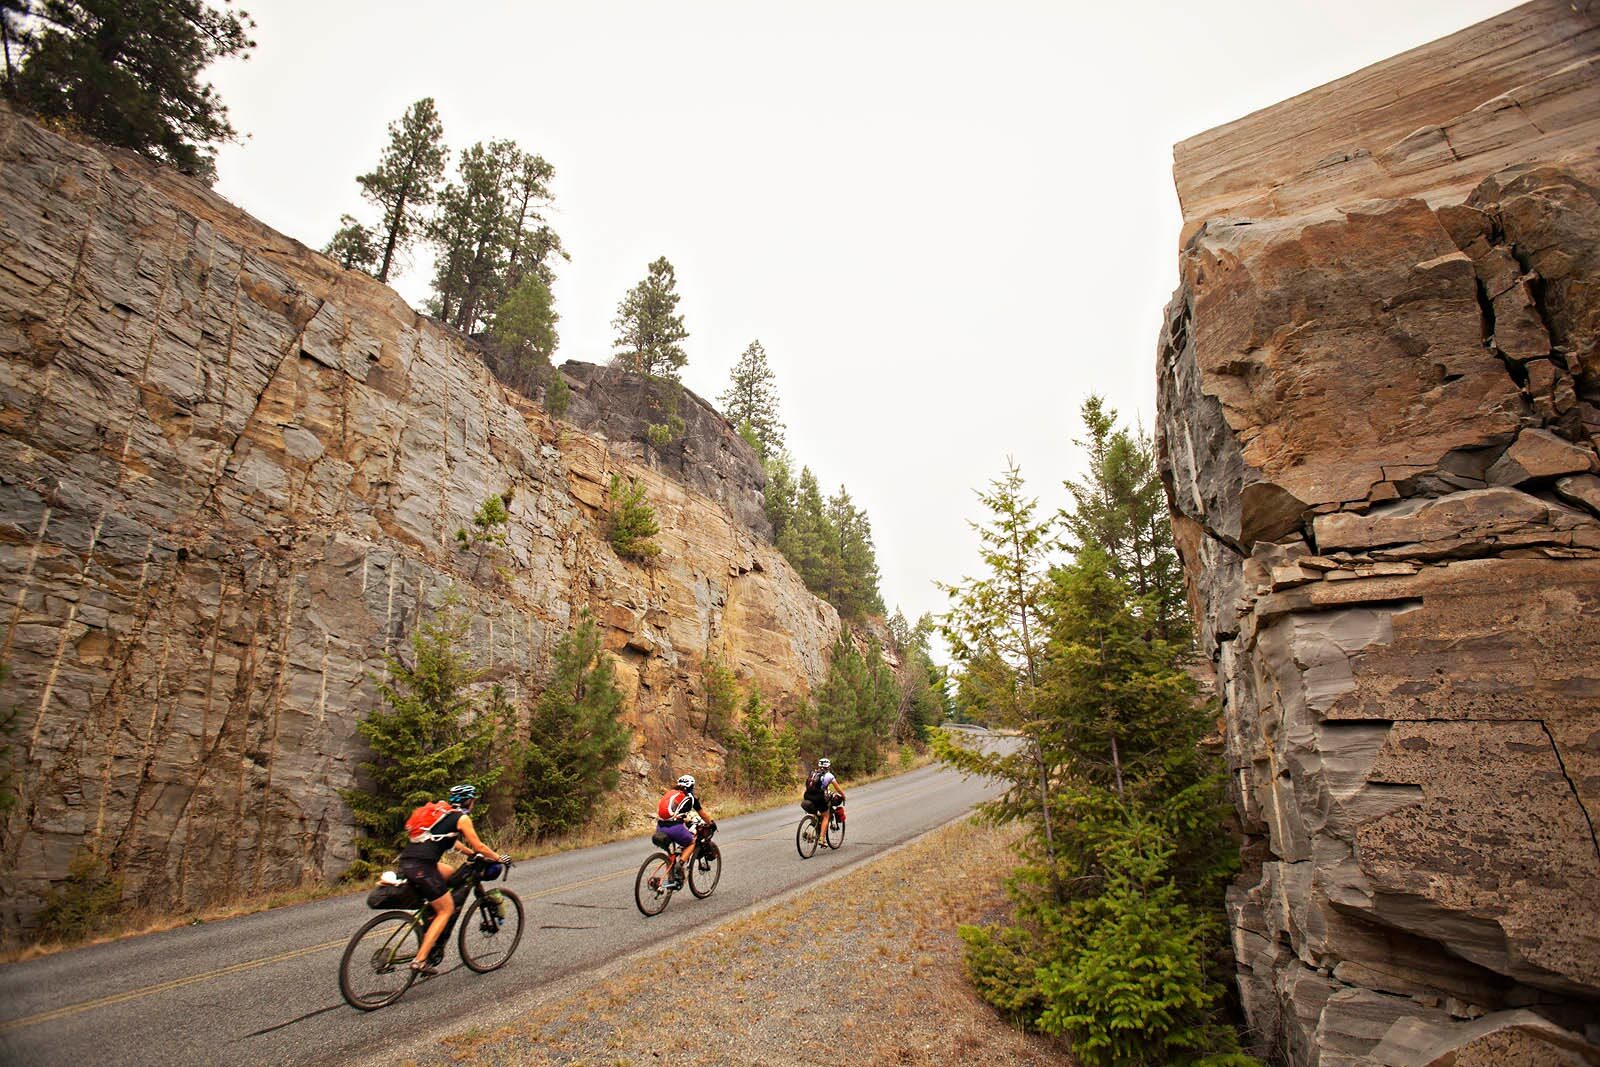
[409,818,1068,1067]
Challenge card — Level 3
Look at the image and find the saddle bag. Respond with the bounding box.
[651,830,675,850]
[366,875,423,910]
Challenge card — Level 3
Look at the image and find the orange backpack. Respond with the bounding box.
[405,800,453,842]
[657,789,688,820]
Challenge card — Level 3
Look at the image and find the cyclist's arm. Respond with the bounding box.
[455,814,503,861]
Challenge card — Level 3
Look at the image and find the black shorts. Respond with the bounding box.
[397,857,449,901]
[801,795,826,815]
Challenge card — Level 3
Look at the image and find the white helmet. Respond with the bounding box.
[676,774,696,791]
[816,758,830,770]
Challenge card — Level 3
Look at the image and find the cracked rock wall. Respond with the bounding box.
[0,106,842,939]
[1156,3,1600,1064]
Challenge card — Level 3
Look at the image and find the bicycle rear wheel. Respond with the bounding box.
[635,852,675,916]
[459,889,525,972]
[826,813,846,850]
[339,910,422,1010]
[796,815,819,859]
[689,842,721,898]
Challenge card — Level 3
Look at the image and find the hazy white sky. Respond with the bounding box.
[209,0,1518,632]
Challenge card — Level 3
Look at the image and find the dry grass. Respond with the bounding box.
[0,751,937,965]
[414,819,1069,1067]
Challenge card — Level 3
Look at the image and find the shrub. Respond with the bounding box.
[608,474,661,561]
[35,853,123,941]
[546,369,570,417]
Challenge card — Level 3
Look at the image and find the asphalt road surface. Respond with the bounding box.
[0,744,1006,1067]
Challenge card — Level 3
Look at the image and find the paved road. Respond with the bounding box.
[0,748,1005,1066]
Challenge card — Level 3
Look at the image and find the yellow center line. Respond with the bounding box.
[0,936,348,1035]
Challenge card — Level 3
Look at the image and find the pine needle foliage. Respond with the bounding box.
[726,690,796,795]
[515,613,629,838]
[698,655,739,742]
[717,340,785,458]
[796,634,898,776]
[357,97,447,282]
[342,600,509,863]
[7,0,255,182]
[611,256,688,379]
[607,474,661,561]
[938,404,1250,1067]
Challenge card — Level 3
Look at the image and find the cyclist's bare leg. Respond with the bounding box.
[413,890,454,968]
[818,809,830,839]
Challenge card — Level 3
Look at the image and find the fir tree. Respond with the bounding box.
[545,367,570,417]
[9,0,255,182]
[357,97,447,283]
[798,634,897,776]
[324,214,378,274]
[717,340,785,457]
[611,256,688,379]
[342,600,509,862]
[516,613,630,837]
[763,451,797,542]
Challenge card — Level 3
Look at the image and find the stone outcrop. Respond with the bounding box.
[0,106,841,938]
[1156,3,1600,1063]
[558,361,773,541]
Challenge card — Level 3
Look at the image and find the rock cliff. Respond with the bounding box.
[0,106,841,938]
[1156,3,1600,1064]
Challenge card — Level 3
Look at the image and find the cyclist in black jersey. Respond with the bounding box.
[396,783,506,976]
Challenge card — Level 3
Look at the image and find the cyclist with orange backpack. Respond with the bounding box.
[396,783,507,976]
[655,774,716,890]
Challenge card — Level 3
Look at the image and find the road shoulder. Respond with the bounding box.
[393,818,1067,1067]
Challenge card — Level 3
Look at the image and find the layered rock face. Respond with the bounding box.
[0,107,840,938]
[1156,3,1600,1064]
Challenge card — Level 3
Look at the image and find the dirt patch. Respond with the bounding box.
[416,819,1068,1067]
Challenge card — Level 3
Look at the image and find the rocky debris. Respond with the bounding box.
[1156,4,1600,1063]
[0,106,842,939]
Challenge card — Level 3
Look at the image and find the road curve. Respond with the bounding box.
[0,747,1005,1067]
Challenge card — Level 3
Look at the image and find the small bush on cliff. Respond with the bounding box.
[545,367,570,417]
[514,613,630,838]
[608,474,661,561]
[35,851,123,940]
[343,598,510,865]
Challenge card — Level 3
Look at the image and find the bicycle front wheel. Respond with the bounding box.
[635,852,675,916]
[459,889,525,972]
[796,815,819,859]
[339,910,422,1010]
[689,842,721,898]
[826,813,846,850]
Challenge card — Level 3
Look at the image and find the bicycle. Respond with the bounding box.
[634,821,721,916]
[339,856,524,1010]
[795,794,846,858]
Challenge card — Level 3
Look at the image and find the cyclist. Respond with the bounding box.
[656,774,716,890]
[802,758,845,842]
[396,783,506,976]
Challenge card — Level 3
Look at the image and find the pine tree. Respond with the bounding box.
[727,689,794,794]
[516,613,630,837]
[357,97,447,283]
[429,140,519,332]
[698,655,739,741]
[501,150,566,292]
[608,474,661,561]
[341,600,509,862]
[798,634,897,776]
[9,0,255,182]
[611,257,688,379]
[717,340,785,457]
[763,452,797,542]
[323,214,378,274]
[487,274,559,397]
[3,1,33,96]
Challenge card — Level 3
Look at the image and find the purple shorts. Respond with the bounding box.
[655,821,694,847]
